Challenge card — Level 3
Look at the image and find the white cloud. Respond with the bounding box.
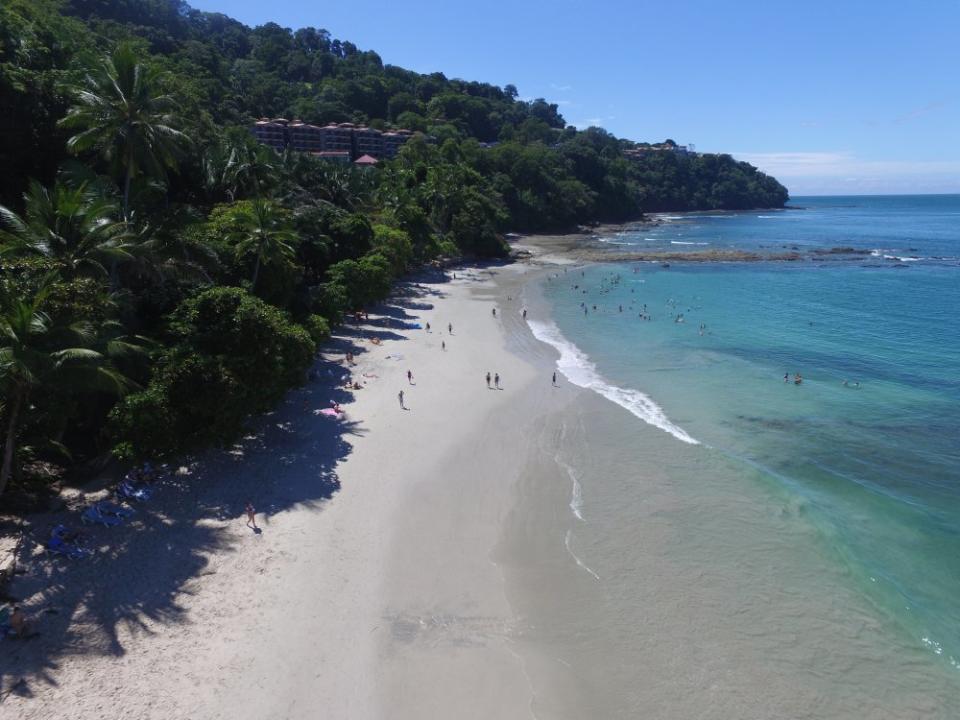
[573,115,615,129]
[733,152,960,195]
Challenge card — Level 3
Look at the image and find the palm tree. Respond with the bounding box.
[0,283,135,496]
[228,200,298,291]
[0,180,133,279]
[58,42,191,221]
[202,139,278,203]
[125,216,220,287]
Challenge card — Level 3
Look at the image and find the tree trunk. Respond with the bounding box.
[111,163,134,291]
[0,388,24,498]
[251,254,261,290]
[123,163,133,222]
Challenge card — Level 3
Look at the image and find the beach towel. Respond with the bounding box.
[118,481,152,500]
[47,537,91,559]
[97,500,135,518]
[82,506,123,527]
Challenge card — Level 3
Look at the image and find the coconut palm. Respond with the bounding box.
[125,216,220,287]
[0,180,133,279]
[202,139,278,203]
[58,42,191,221]
[228,200,298,290]
[0,284,135,496]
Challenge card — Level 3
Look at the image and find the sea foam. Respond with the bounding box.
[557,456,585,520]
[528,319,699,445]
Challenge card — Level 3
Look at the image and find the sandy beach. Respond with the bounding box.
[6,241,957,720]
[1,259,572,719]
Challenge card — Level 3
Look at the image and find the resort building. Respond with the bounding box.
[321,124,354,154]
[381,130,414,159]
[251,118,416,162]
[353,127,384,157]
[251,118,288,151]
[287,121,325,153]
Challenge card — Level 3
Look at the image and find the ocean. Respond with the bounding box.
[509,195,960,717]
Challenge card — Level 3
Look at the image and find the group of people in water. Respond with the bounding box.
[554,266,873,392]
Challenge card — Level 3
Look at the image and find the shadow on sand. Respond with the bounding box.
[0,275,458,702]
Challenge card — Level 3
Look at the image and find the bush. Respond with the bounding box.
[371,224,413,274]
[326,252,393,308]
[304,314,330,346]
[311,281,350,322]
[110,287,314,458]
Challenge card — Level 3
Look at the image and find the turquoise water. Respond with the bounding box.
[537,195,960,672]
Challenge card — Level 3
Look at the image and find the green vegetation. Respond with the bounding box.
[0,0,788,502]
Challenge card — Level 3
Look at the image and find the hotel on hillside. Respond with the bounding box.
[251,118,417,164]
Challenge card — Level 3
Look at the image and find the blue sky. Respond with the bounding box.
[190,0,959,195]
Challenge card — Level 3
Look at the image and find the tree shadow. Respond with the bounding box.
[0,356,359,700]
[0,270,475,701]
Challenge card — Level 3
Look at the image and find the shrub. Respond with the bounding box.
[326,252,393,308]
[304,314,330,346]
[110,287,314,458]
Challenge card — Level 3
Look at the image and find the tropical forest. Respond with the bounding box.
[0,0,788,506]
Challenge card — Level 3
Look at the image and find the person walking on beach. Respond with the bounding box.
[442,340,446,351]
[426,322,431,332]
[407,369,414,384]
[486,372,491,388]
[552,371,557,386]
[398,390,405,408]
[522,309,527,319]
[448,322,453,334]
[492,308,497,317]
[7,606,29,638]
[494,373,500,389]
[245,501,258,530]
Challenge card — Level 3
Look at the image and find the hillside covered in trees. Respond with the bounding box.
[0,0,788,504]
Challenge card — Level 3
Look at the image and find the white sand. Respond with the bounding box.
[3,263,561,719]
